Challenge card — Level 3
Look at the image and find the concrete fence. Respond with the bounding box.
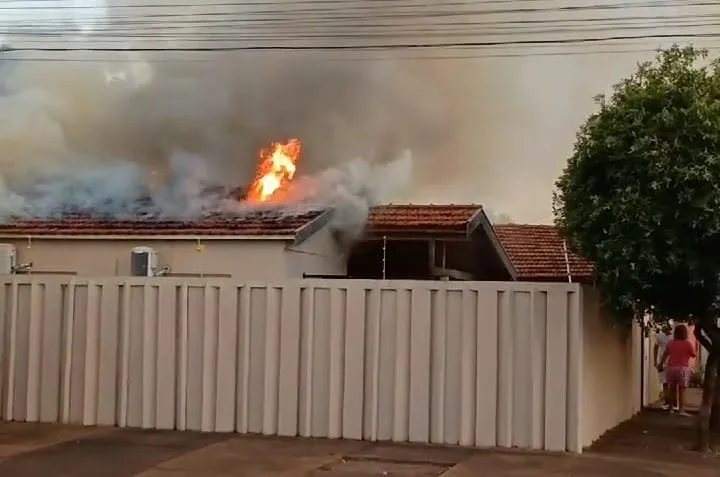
[0,277,603,452]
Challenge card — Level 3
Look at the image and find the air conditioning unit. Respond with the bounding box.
[130,246,158,277]
[0,244,17,274]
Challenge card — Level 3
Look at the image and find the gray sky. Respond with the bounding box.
[2,0,720,223]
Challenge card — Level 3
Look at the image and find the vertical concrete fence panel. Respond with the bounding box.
[0,277,584,451]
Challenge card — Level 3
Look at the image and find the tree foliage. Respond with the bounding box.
[554,45,720,322]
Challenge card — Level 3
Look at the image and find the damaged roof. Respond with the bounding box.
[0,209,331,245]
[0,203,487,237]
[493,224,594,282]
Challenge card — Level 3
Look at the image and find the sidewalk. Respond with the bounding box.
[0,410,718,477]
[646,386,703,412]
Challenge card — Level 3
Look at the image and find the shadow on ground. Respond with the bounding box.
[0,428,226,477]
[1,410,720,476]
[588,408,720,467]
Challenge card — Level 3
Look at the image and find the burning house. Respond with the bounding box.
[0,137,592,283]
[0,139,348,280]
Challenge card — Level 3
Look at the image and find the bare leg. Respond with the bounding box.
[677,387,692,416]
[678,387,685,410]
[666,383,678,409]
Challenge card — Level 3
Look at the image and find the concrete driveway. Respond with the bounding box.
[0,412,717,477]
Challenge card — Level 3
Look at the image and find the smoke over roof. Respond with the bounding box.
[0,52,426,232]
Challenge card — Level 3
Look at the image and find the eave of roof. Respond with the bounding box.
[0,209,333,247]
[475,211,518,281]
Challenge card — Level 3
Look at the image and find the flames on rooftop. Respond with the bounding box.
[245,138,301,203]
[205,138,302,207]
[0,138,308,222]
[0,128,412,233]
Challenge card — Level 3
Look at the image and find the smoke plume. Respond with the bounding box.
[0,51,452,231]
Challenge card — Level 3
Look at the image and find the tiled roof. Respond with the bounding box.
[0,210,325,237]
[367,204,482,234]
[493,224,595,282]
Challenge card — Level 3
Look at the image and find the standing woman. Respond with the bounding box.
[657,324,697,416]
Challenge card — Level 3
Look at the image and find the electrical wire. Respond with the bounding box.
[0,0,714,11]
[12,14,720,30]
[3,0,719,52]
[12,20,720,37]
[8,16,720,42]
[3,1,717,23]
[6,46,720,63]
[4,31,720,51]
[4,2,716,26]
[5,4,718,42]
[6,7,718,26]
[0,0,566,9]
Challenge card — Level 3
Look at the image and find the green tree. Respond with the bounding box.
[554,45,720,451]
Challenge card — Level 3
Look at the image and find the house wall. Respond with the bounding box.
[647,331,664,404]
[0,232,345,280]
[580,285,642,448]
[285,226,347,277]
[0,276,591,452]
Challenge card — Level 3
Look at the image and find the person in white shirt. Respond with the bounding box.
[653,323,673,410]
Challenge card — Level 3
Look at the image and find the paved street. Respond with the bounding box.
[0,410,717,476]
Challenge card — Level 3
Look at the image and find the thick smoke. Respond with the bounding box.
[289,150,414,239]
[0,52,446,230]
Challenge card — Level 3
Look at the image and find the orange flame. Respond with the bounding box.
[246,138,301,202]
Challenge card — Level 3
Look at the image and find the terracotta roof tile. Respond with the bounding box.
[493,224,594,282]
[367,204,482,234]
[0,210,324,237]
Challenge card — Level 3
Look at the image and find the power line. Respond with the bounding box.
[7,25,718,47]
[2,1,716,21]
[4,32,720,51]
[0,0,712,10]
[4,1,718,52]
[4,1,716,35]
[0,0,530,9]
[10,26,720,44]
[11,13,720,31]
[11,19,720,35]
[4,46,717,62]
[6,11,718,44]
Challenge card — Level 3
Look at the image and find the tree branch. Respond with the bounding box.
[695,324,713,351]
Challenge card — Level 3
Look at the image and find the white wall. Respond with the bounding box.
[0,235,346,280]
[0,276,590,452]
[285,227,348,277]
[581,285,642,448]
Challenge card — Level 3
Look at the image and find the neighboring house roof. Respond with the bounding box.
[493,224,594,282]
[0,209,331,246]
[367,204,485,235]
[366,204,517,280]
